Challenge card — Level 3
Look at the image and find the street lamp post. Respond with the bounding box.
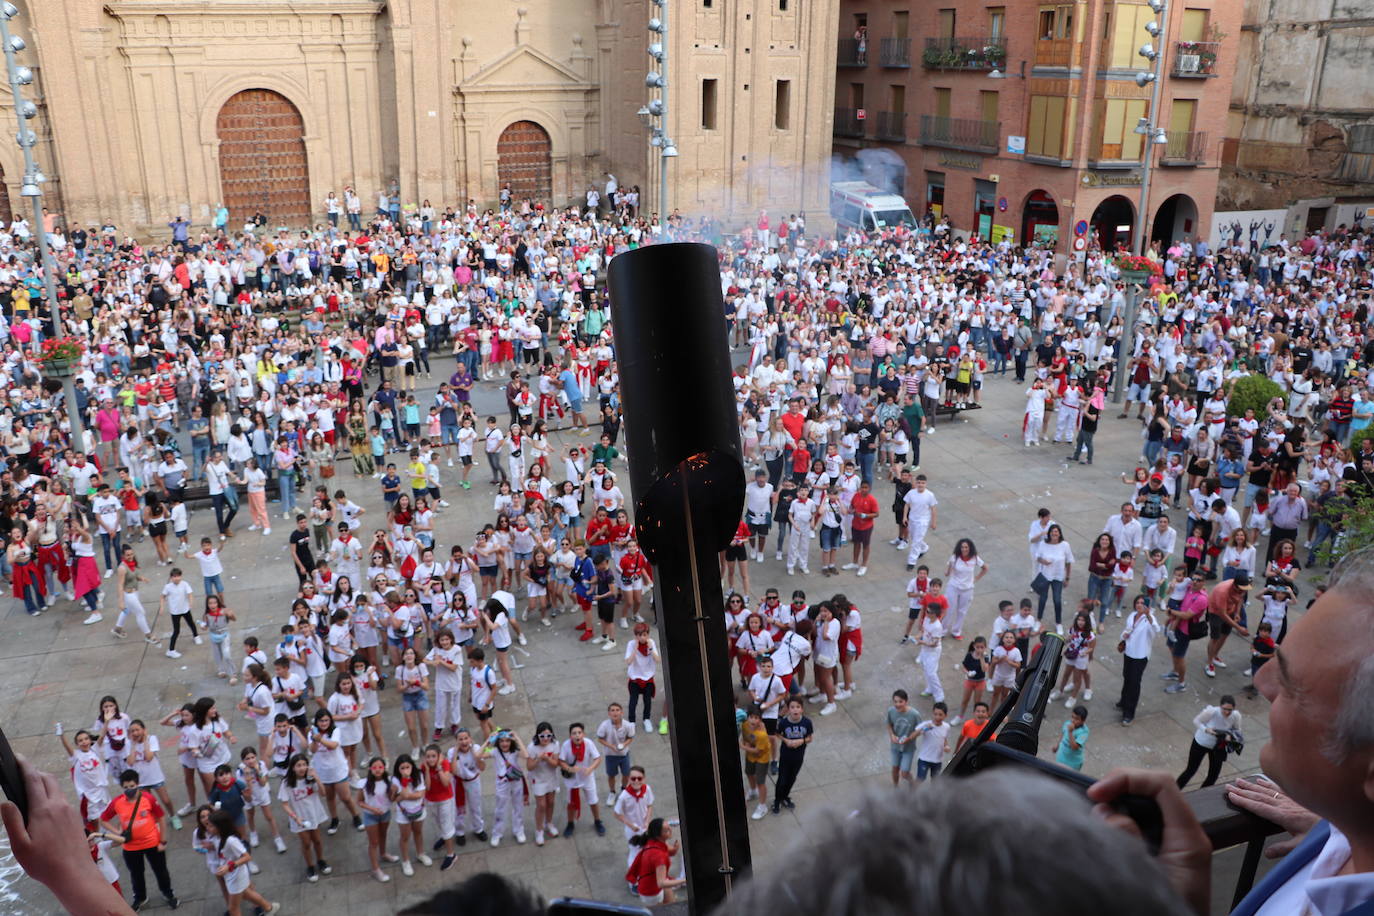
[0,4,59,338]
[1112,0,1170,405]
[646,0,678,232]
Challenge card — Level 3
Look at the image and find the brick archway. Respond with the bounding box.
[497,120,552,204]
[216,89,310,226]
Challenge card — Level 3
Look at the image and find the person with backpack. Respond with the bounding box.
[626,818,685,906]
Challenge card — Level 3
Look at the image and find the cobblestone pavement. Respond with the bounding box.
[1,353,1284,914]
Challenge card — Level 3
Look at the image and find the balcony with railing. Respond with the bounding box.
[834,106,865,139]
[874,111,907,142]
[837,38,866,67]
[1172,41,1220,77]
[919,114,999,153]
[1160,129,1208,165]
[879,37,912,68]
[922,36,1007,71]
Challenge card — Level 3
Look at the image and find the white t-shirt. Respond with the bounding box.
[747,672,788,720]
[914,720,950,763]
[425,644,466,692]
[161,580,194,615]
[903,488,938,522]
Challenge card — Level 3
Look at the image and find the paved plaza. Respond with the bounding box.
[0,349,1283,914]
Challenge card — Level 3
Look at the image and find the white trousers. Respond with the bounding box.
[434,689,462,730]
[905,520,931,565]
[458,777,484,835]
[492,777,525,841]
[116,592,151,635]
[919,649,944,703]
[946,585,974,638]
[786,525,810,572]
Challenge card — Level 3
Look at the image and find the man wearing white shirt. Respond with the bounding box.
[1103,504,1143,558]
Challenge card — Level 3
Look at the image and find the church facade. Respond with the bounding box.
[2,0,837,234]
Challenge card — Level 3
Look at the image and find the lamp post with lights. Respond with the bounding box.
[643,0,678,230]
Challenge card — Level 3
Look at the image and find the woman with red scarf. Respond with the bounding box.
[626,818,684,906]
[7,526,44,616]
[624,623,661,734]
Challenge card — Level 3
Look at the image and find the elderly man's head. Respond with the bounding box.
[1256,550,1374,837]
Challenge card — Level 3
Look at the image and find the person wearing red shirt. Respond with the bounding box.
[626,819,685,905]
[421,746,460,869]
[585,507,614,564]
[617,540,653,629]
[846,481,880,576]
[779,401,806,445]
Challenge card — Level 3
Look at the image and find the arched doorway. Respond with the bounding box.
[216,89,310,226]
[0,163,11,229]
[497,121,553,204]
[1021,190,1060,248]
[1151,194,1198,250]
[1089,195,1135,252]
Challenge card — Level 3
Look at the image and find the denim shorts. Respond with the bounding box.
[604,754,631,779]
[819,526,841,551]
[402,691,429,712]
[362,811,391,827]
[889,743,915,772]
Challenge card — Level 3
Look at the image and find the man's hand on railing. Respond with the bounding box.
[1225,777,1321,859]
[1089,767,1212,916]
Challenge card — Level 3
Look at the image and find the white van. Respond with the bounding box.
[829,181,918,232]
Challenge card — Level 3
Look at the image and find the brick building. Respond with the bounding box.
[832,0,1242,255]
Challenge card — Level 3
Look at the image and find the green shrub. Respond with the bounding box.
[1225,374,1285,418]
[1351,426,1374,454]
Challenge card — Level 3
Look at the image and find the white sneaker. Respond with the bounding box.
[1213,659,1227,669]
[755,553,763,563]
[601,639,617,652]
[1055,624,1064,635]
[249,830,260,847]
[786,567,795,575]
[1083,688,1093,700]
[439,500,451,508]
[841,562,857,570]
[514,831,526,845]
[193,635,203,645]
[751,804,768,820]
[374,868,391,882]
[103,569,113,579]
[165,648,182,659]
[274,835,287,853]
[895,540,908,550]
[535,831,545,846]
[83,612,103,625]
[819,702,837,716]
[447,459,454,467]
[490,835,501,847]
[888,538,901,546]
[618,618,629,629]
[745,788,757,801]
[834,689,852,700]
[248,524,259,531]
[1049,689,1062,701]
[248,861,261,874]
[800,567,809,575]
[591,635,604,644]
[401,860,414,876]
[643,719,653,732]
[263,527,271,536]
[498,684,517,695]
[1065,696,1077,708]
[857,566,867,576]
[518,633,527,646]
[283,512,293,521]
[775,552,783,561]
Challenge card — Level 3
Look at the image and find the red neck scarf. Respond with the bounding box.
[568,740,586,816]
[625,782,647,800]
[636,640,651,656]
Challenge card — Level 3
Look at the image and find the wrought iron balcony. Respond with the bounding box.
[834,106,865,139]
[837,38,866,67]
[874,110,907,142]
[879,37,912,68]
[1160,129,1207,165]
[922,36,1007,71]
[919,114,999,153]
[1173,41,1220,77]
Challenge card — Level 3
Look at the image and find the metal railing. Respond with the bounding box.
[874,110,907,142]
[1160,129,1207,164]
[834,106,865,138]
[879,37,912,67]
[837,38,866,67]
[922,35,1007,71]
[1173,41,1220,77]
[919,114,999,152]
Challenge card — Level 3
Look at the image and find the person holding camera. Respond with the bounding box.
[1175,695,1242,789]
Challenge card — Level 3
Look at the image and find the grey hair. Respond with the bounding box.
[1321,549,1374,762]
[714,769,1190,916]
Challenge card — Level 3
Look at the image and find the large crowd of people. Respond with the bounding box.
[0,184,1368,911]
